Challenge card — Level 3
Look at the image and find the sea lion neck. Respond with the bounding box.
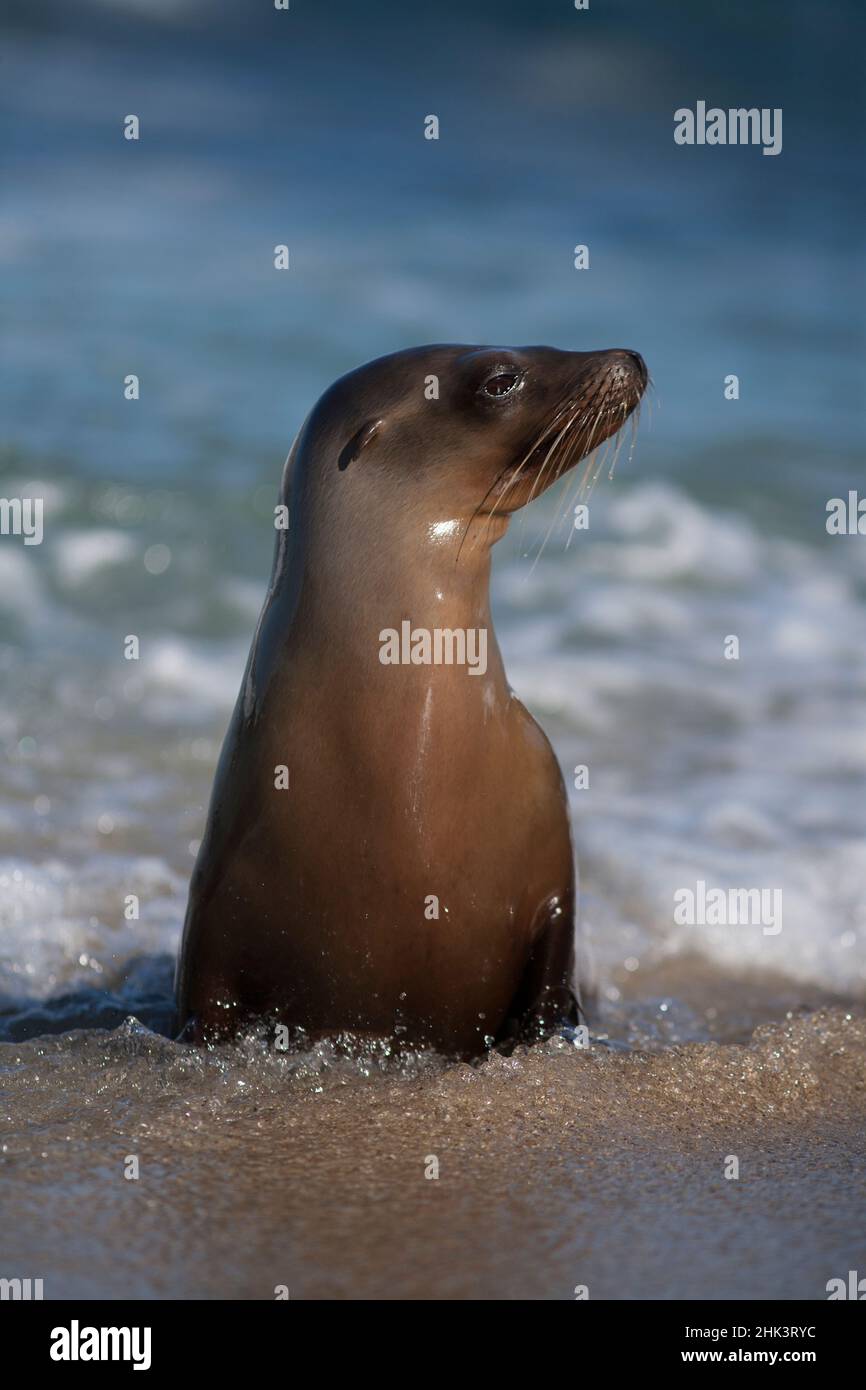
[284,505,502,646]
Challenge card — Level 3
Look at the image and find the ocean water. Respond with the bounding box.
[1,0,864,1299]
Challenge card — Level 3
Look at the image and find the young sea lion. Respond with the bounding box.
[176,343,647,1054]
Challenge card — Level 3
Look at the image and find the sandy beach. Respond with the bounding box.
[2,985,864,1300]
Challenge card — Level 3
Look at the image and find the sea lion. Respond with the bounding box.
[176,343,647,1055]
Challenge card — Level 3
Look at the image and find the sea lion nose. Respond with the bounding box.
[617,349,648,385]
[596,349,648,396]
[627,349,647,378]
[604,347,647,379]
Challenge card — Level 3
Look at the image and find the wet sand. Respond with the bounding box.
[2,998,864,1300]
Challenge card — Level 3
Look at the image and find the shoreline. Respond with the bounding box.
[2,1006,863,1300]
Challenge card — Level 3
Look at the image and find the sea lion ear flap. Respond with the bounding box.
[338,418,383,471]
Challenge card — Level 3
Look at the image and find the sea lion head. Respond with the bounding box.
[289,343,647,547]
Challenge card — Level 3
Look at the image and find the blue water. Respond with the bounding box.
[1,0,864,1027]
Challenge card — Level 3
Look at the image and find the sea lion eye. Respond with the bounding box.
[481,370,521,398]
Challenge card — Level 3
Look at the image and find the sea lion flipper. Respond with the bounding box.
[498,892,580,1046]
[175,1013,204,1045]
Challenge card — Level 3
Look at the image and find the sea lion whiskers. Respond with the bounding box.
[524,390,599,507]
[507,377,611,516]
[536,379,641,566]
[517,405,582,516]
[457,386,585,560]
[529,392,613,567]
[493,390,601,556]
[509,370,630,566]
